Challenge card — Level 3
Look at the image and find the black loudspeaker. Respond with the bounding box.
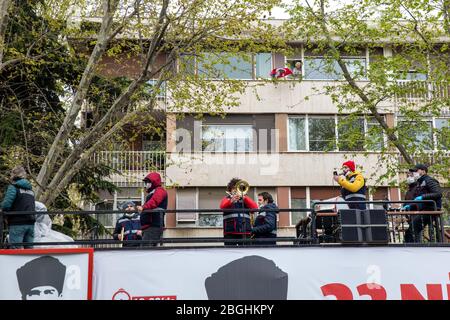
[338,209,388,244]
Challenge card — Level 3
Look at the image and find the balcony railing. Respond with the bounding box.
[394,81,450,115]
[93,151,166,187]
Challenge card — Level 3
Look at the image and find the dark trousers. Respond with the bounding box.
[224,233,250,246]
[404,215,433,243]
[346,198,367,210]
[142,227,163,247]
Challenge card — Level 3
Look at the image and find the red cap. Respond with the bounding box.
[342,160,355,172]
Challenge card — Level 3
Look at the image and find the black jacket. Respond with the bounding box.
[252,203,278,238]
[416,175,442,210]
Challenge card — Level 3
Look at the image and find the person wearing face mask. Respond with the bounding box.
[404,168,420,205]
[333,160,367,210]
[404,164,443,243]
[137,172,168,246]
[113,201,142,247]
[251,192,278,245]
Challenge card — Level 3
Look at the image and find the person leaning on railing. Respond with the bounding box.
[403,164,443,243]
[333,160,367,210]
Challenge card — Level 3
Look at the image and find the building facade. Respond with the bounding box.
[88,40,449,238]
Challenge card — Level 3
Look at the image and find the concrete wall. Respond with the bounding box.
[167,80,394,114]
[166,152,395,187]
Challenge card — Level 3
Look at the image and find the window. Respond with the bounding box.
[290,198,308,225]
[288,117,306,151]
[365,117,385,151]
[182,52,272,80]
[397,118,433,150]
[286,49,303,79]
[288,115,386,152]
[202,124,253,152]
[255,53,273,79]
[338,117,365,151]
[198,188,224,227]
[435,118,449,150]
[198,53,253,79]
[144,80,166,99]
[304,57,367,80]
[309,117,336,151]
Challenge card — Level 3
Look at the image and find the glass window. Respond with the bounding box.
[198,188,224,227]
[309,117,336,151]
[202,125,253,152]
[198,52,253,79]
[397,119,433,150]
[435,118,449,150]
[144,80,166,99]
[365,117,384,151]
[338,117,365,151]
[288,117,306,150]
[403,71,428,81]
[290,198,308,226]
[304,57,366,80]
[255,53,272,79]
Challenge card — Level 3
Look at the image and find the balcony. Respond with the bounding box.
[394,81,450,115]
[93,151,166,187]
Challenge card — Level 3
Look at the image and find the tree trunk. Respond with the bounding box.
[0,0,12,68]
[35,0,119,199]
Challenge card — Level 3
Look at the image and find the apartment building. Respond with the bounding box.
[89,39,449,237]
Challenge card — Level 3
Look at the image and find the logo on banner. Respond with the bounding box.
[112,288,176,300]
[16,256,67,300]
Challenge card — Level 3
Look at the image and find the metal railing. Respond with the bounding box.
[92,151,166,186]
[0,201,447,249]
[394,81,450,115]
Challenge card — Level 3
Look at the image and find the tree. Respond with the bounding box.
[1,0,283,207]
[285,0,449,187]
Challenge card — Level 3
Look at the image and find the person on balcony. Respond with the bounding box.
[113,201,142,247]
[219,178,258,246]
[251,192,278,245]
[403,164,443,243]
[333,160,367,210]
[137,172,167,247]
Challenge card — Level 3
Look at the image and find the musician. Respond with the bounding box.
[333,160,367,210]
[219,177,258,246]
[113,201,142,247]
[252,192,278,245]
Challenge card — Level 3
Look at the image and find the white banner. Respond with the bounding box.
[93,247,450,300]
[0,248,93,300]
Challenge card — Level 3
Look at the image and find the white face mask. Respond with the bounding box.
[406,176,416,185]
[413,172,420,178]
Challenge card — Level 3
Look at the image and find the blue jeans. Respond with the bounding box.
[8,224,35,249]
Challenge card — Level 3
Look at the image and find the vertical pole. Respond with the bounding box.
[0,210,4,247]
